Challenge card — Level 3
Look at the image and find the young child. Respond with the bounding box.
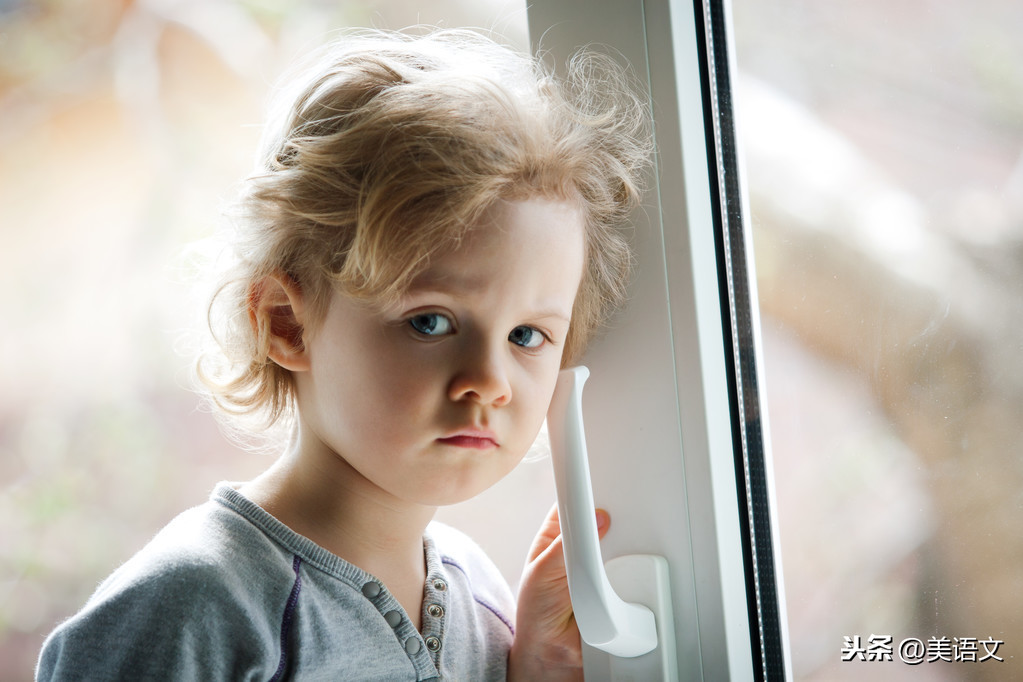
[37,28,651,681]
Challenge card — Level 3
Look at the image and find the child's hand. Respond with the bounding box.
[507,504,611,681]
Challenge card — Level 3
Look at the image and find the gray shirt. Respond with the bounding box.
[37,483,515,681]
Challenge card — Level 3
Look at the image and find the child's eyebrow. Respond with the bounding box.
[404,278,573,323]
[406,269,487,294]
[526,308,573,323]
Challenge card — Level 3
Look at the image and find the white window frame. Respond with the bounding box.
[526,1,791,678]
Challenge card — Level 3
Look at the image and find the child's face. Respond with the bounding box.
[295,196,586,507]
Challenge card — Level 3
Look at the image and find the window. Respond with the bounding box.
[523,0,784,678]
[519,0,1023,680]
[734,0,1023,679]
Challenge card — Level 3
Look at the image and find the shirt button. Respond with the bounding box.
[405,637,422,654]
[432,579,447,591]
[425,636,442,652]
[427,603,444,618]
[362,581,382,599]
[384,610,402,627]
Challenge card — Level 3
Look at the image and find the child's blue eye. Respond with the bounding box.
[409,313,453,336]
[509,326,545,349]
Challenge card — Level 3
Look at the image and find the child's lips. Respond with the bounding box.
[437,429,499,449]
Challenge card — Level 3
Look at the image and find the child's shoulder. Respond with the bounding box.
[94,483,296,600]
[36,484,296,681]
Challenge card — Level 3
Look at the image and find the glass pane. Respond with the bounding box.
[733,0,1023,679]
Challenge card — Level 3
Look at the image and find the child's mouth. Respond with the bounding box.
[437,430,498,449]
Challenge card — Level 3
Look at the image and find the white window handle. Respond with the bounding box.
[547,366,675,666]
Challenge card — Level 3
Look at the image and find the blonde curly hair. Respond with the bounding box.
[199,28,652,431]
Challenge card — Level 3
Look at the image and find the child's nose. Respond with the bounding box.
[447,342,512,407]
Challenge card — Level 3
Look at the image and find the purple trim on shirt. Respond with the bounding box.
[441,556,515,635]
[269,555,303,682]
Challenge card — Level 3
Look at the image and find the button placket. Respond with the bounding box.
[420,572,449,663]
[360,579,425,663]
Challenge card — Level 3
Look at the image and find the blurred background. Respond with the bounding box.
[734,0,1023,679]
[1,0,1021,679]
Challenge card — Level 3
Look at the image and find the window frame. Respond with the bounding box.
[526,1,790,678]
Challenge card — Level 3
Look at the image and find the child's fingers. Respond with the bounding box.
[595,508,611,538]
[525,504,562,562]
[526,505,611,563]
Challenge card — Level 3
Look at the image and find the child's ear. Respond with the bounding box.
[249,272,311,372]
